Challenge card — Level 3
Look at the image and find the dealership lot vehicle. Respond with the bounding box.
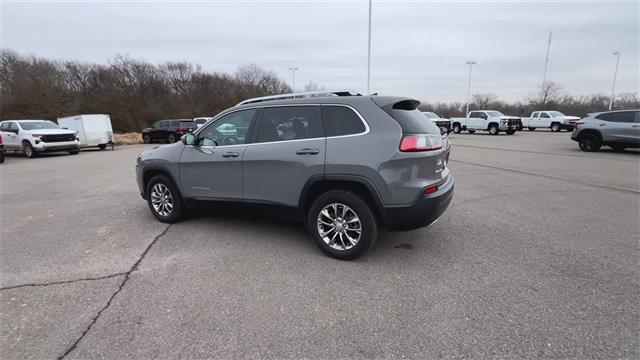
[571,109,640,152]
[142,119,198,144]
[136,92,454,260]
[451,110,522,135]
[1,132,638,359]
[423,111,451,134]
[0,120,79,158]
[520,110,579,132]
[57,114,114,150]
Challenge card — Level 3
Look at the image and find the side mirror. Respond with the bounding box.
[182,133,196,146]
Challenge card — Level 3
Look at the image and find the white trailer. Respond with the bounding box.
[57,114,114,150]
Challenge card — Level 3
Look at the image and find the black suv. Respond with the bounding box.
[142,119,197,144]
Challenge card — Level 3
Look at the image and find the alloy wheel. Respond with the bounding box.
[151,183,174,217]
[317,203,362,251]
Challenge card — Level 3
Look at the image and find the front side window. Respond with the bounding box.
[532,112,539,118]
[255,106,323,143]
[18,121,59,130]
[469,112,480,118]
[0,122,9,131]
[548,111,564,117]
[487,111,505,117]
[198,109,256,146]
[323,106,366,137]
[540,113,550,118]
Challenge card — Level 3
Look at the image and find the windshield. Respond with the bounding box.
[548,111,564,117]
[19,121,60,130]
[422,112,438,119]
[487,111,505,117]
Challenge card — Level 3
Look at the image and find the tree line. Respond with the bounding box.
[1,49,638,132]
[0,49,290,132]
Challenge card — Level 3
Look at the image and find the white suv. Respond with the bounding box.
[0,120,80,158]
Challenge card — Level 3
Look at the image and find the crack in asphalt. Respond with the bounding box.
[56,224,172,360]
[0,272,128,291]
[450,159,640,194]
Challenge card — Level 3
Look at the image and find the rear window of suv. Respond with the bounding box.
[379,100,440,135]
[322,106,366,137]
[596,111,635,123]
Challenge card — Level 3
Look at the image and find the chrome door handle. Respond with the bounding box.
[222,152,240,158]
[296,148,320,155]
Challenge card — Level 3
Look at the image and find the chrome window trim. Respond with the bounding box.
[193,103,370,149]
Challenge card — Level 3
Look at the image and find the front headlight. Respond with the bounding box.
[32,134,43,139]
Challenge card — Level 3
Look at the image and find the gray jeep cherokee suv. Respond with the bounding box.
[136,91,454,259]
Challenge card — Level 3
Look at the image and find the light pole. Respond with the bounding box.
[541,31,552,92]
[366,0,372,94]
[465,61,476,116]
[288,67,298,94]
[609,52,620,110]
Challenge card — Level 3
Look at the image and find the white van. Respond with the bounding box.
[58,114,114,150]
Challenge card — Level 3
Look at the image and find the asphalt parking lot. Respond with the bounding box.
[1,131,638,359]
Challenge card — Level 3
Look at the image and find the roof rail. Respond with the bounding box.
[235,90,363,106]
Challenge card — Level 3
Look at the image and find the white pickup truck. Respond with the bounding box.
[451,110,522,135]
[520,111,580,132]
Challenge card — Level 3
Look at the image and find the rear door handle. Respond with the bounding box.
[222,152,240,158]
[296,148,320,155]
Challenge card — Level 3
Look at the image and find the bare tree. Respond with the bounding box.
[531,81,563,106]
[304,81,324,92]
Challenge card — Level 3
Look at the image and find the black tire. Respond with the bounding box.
[98,144,107,150]
[22,142,36,158]
[517,125,523,131]
[488,124,499,135]
[0,150,4,163]
[506,130,515,135]
[306,190,377,260]
[452,123,462,134]
[467,130,476,134]
[168,134,176,143]
[146,175,184,223]
[610,145,626,152]
[528,127,536,131]
[143,134,151,144]
[68,150,80,155]
[550,123,560,132]
[578,133,601,152]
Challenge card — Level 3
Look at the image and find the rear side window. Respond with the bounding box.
[380,100,440,134]
[596,111,634,123]
[322,106,366,137]
[0,122,9,131]
[255,106,323,143]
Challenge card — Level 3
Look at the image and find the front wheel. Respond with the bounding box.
[307,190,377,260]
[488,125,499,135]
[452,123,462,134]
[146,175,184,223]
[550,123,560,132]
[578,133,601,152]
[23,142,36,158]
[143,134,151,144]
[168,134,176,143]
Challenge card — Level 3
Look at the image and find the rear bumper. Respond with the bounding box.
[383,175,454,231]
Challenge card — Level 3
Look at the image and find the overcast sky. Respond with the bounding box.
[2,0,638,102]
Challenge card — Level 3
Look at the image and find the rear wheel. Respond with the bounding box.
[307,190,377,260]
[146,175,184,223]
[0,150,4,163]
[528,127,536,131]
[168,134,176,143]
[452,123,461,134]
[22,142,36,158]
[143,134,151,144]
[98,144,107,150]
[578,133,601,152]
[551,123,560,132]
[488,124,499,135]
[467,130,476,134]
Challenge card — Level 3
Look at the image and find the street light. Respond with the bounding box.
[366,0,372,94]
[465,61,476,116]
[609,52,620,110]
[288,67,298,94]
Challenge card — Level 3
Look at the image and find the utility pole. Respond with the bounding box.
[288,67,298,95]
[465,61,476,116]
[609,52,620,110]
[366,0,372,94]
[542,31,552,92]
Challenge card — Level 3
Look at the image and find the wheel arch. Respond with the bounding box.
[577,129,602,141]
[142,167,182,197]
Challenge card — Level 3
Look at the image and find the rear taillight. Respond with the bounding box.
[424,185,438,194]
[400,134,442,152]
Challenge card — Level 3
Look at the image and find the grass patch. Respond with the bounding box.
[114,132,143,145]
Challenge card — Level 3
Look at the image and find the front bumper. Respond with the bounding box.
[383,174,454,231]
[499,120,522,130]
[34,141,79,153]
